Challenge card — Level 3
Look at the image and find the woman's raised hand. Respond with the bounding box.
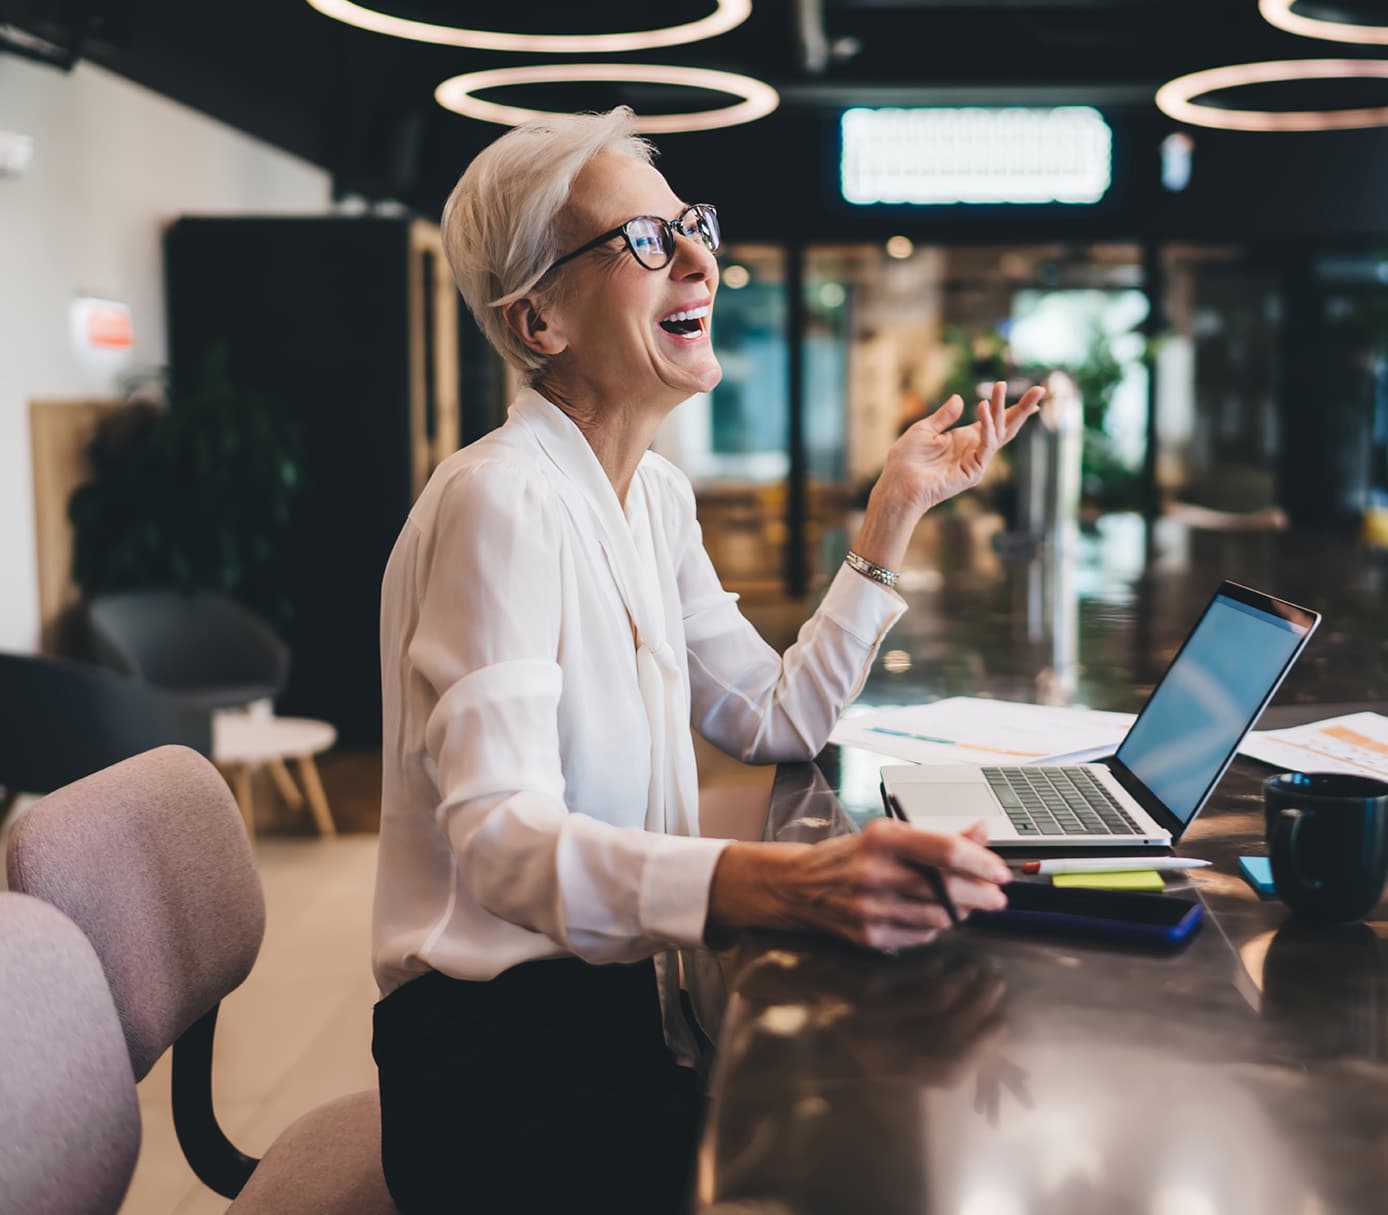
[849,381,1045,575]
[708,819,1012,952]
[881,381,1045,518]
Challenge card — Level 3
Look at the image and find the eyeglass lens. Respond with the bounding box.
[692,205,721,253]
[625,218,672,268]
[626,206,720,269]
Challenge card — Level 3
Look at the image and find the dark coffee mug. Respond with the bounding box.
[1265,772,1388,924]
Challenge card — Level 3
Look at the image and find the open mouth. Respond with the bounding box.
[658,303,710,340]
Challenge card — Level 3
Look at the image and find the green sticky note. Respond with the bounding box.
[1052,870,1165,892]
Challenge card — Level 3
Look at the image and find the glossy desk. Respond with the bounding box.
[696,526,1388,1215]
[699,739,1388,1215]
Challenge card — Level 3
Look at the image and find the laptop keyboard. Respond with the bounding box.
[981,767,1142,837]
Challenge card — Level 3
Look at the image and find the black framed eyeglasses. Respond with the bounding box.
[545,203,720,277]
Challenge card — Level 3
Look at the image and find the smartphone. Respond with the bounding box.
[968,881,1203,947]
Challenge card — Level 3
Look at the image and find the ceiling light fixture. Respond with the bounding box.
[435,65,779,134]
[305,0,750,52]
[1155,59,1388,131]
[1259,0,1388,45]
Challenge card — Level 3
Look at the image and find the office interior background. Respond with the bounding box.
[3,2,1388,1212]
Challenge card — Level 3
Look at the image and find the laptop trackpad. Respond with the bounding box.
[899,785,1005,830]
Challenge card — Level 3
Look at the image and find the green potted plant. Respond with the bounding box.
[69,343,302,631]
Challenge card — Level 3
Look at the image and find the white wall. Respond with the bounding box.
[0,55,332,651]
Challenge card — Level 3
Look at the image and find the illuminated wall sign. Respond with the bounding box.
[840,106,1112,206]
[70,297,134,353]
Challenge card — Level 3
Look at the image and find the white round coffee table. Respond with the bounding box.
[213,713,338,840]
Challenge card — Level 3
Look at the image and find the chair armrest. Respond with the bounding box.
[171,1003,259,1198]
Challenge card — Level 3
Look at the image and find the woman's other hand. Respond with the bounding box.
[708,819,1011,952]
[884,380,1044,517]
[850,381,1044,574]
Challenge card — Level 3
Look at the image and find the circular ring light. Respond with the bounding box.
[435,65,780,134]
[1155,58,1388,131]
[305,0,751,53]
[1260,0,1388,46]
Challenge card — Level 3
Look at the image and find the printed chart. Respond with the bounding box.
[1240,713,1388,781]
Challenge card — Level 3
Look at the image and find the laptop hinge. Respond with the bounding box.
[1103,756,1183,838]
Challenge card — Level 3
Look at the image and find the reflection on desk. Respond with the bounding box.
[696,751,1388,1215]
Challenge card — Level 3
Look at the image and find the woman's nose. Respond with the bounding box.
[671,233,716,281]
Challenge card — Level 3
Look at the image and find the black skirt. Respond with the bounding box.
[373,957,704,1215]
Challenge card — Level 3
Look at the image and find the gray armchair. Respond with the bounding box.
[87,589,290,714]
[85,592,319,834]
[0,651,211,820]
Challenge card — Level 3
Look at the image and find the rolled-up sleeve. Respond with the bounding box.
[674,481,907,764]
[408,463,729,963]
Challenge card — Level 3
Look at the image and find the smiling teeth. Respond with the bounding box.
[663,306,710,322]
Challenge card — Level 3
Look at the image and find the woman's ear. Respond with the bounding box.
[502,295,567,358]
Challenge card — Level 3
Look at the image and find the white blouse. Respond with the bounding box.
[372,387,906,1064]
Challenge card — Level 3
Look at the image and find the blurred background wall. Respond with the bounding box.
[0,55,330,652]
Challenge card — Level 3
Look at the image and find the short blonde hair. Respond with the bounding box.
[440,108,656,378]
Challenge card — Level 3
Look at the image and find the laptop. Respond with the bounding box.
[881,581,1320,849]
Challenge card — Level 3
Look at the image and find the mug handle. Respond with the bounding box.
[1272,807,1324,893]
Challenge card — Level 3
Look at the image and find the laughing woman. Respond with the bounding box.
[371,107,1041,1214]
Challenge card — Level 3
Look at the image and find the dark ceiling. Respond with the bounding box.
[4,0,1388,237]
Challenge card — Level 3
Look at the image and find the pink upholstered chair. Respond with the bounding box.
[6,745,395,1214]
[0,892,141,1214]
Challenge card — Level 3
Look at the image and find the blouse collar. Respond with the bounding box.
[509,387,661,634]
[509,386,632,531]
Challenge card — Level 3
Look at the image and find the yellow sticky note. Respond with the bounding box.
[1052,870,1165,892]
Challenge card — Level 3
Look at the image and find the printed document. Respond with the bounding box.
[1239,712,1388,781]
[829,697,1136,766]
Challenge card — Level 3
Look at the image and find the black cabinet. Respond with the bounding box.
[165,216,504,744]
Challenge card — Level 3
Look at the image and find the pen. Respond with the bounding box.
[884,792,960,925]
[1020,857,1212,875]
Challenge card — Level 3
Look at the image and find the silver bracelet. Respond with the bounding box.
[846,550,901,589]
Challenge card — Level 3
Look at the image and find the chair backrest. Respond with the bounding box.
[0,651,212,797]
[0,891,141,1214]
[88,590,290,696]
[6,746,265,1079]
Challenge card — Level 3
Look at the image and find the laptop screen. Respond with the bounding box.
[1115,592,1314,825]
